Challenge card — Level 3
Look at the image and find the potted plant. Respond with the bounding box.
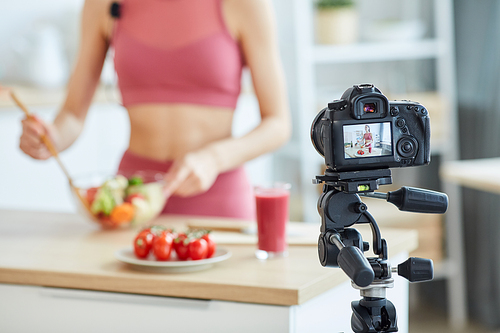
[315,0,358,45]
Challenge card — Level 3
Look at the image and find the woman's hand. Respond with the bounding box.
[19,116,59,160]
[17,0,111,160]
[164,149,220,197]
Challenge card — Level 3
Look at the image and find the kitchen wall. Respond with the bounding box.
[0,0,272,213]
[0,0,83,86]
[0,103,129,212]
[0,0,441,218]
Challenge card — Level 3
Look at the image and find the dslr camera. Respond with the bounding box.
[310,84,443,332]
[311,84,431,172]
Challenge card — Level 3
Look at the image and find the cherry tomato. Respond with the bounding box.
[189,238,208,260]
[153,231,174,261]
[201,233,216,258]
[133,229,155,259]
[174,233,190,260]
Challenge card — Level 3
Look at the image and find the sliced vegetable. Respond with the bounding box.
[128,176,144,186]
[109,202,135,224]
[90,187,115,216]
[84,174,167,228]
[125,193,145,204]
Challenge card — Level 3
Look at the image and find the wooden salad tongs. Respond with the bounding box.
[9,90,93,214]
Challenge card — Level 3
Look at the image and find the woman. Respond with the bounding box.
[19,0,291,220]
[363,125,372,154]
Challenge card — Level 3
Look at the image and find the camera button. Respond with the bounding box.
[401,159,413,166]
[421,108,428,115]
[403,142,412,152]
[401,126,408,133]
[390,107,399,116]
[397,136,418,158]
[396,118,406,128]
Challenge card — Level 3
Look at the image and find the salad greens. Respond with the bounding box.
[87,174,165,226]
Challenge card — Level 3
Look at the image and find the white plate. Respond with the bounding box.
[115,247,232,273]
[354,151,368,157]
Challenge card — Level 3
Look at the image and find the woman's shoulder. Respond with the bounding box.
[82,0,116,22]
[83,0,115,11]
[81,0,116,39]
[224,0,275,37]
[225,0,272,16]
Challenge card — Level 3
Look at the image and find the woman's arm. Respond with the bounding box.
[165,0,291,197]
[55,0,112,150]
[208,0,292,169]
[20,0,111,158]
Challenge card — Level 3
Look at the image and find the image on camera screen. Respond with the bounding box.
[343,122,392,159]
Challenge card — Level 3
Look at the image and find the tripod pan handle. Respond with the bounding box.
[338,246,375,287]
[387,187,448,213]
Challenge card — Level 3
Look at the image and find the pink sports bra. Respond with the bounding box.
[112,0,244,109]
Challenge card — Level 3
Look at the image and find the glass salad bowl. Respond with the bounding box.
[72,170,168,229]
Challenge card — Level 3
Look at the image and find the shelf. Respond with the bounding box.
[313,39,441,64]
[432,258,458,280]
[0,84,120,109]
[291,0,466,327]
[440,157,500,195]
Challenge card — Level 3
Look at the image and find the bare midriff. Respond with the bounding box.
[126,104,234,161]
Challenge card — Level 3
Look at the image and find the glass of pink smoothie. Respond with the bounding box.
[254,183,291,260]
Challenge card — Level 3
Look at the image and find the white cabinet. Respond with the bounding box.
[0,249,410,333]
[285,0,466,328]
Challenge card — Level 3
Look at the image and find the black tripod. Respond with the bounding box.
[314,168,448,333]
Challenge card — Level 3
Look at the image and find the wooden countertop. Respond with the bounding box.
[0,209,418,306]
[440,157,500,194]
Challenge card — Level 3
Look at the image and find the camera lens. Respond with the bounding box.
[363,103,377,113]
[311,108,327,157]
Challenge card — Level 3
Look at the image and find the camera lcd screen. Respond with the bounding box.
[343,122,392,159]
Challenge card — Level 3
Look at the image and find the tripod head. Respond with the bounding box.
[314,168,447,332]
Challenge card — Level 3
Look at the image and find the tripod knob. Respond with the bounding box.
[338,247,375,287]
[396,257,434,282]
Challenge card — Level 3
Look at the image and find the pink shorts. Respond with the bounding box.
[118,150,256,220]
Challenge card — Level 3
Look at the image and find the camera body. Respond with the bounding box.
[311,84,431,172]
